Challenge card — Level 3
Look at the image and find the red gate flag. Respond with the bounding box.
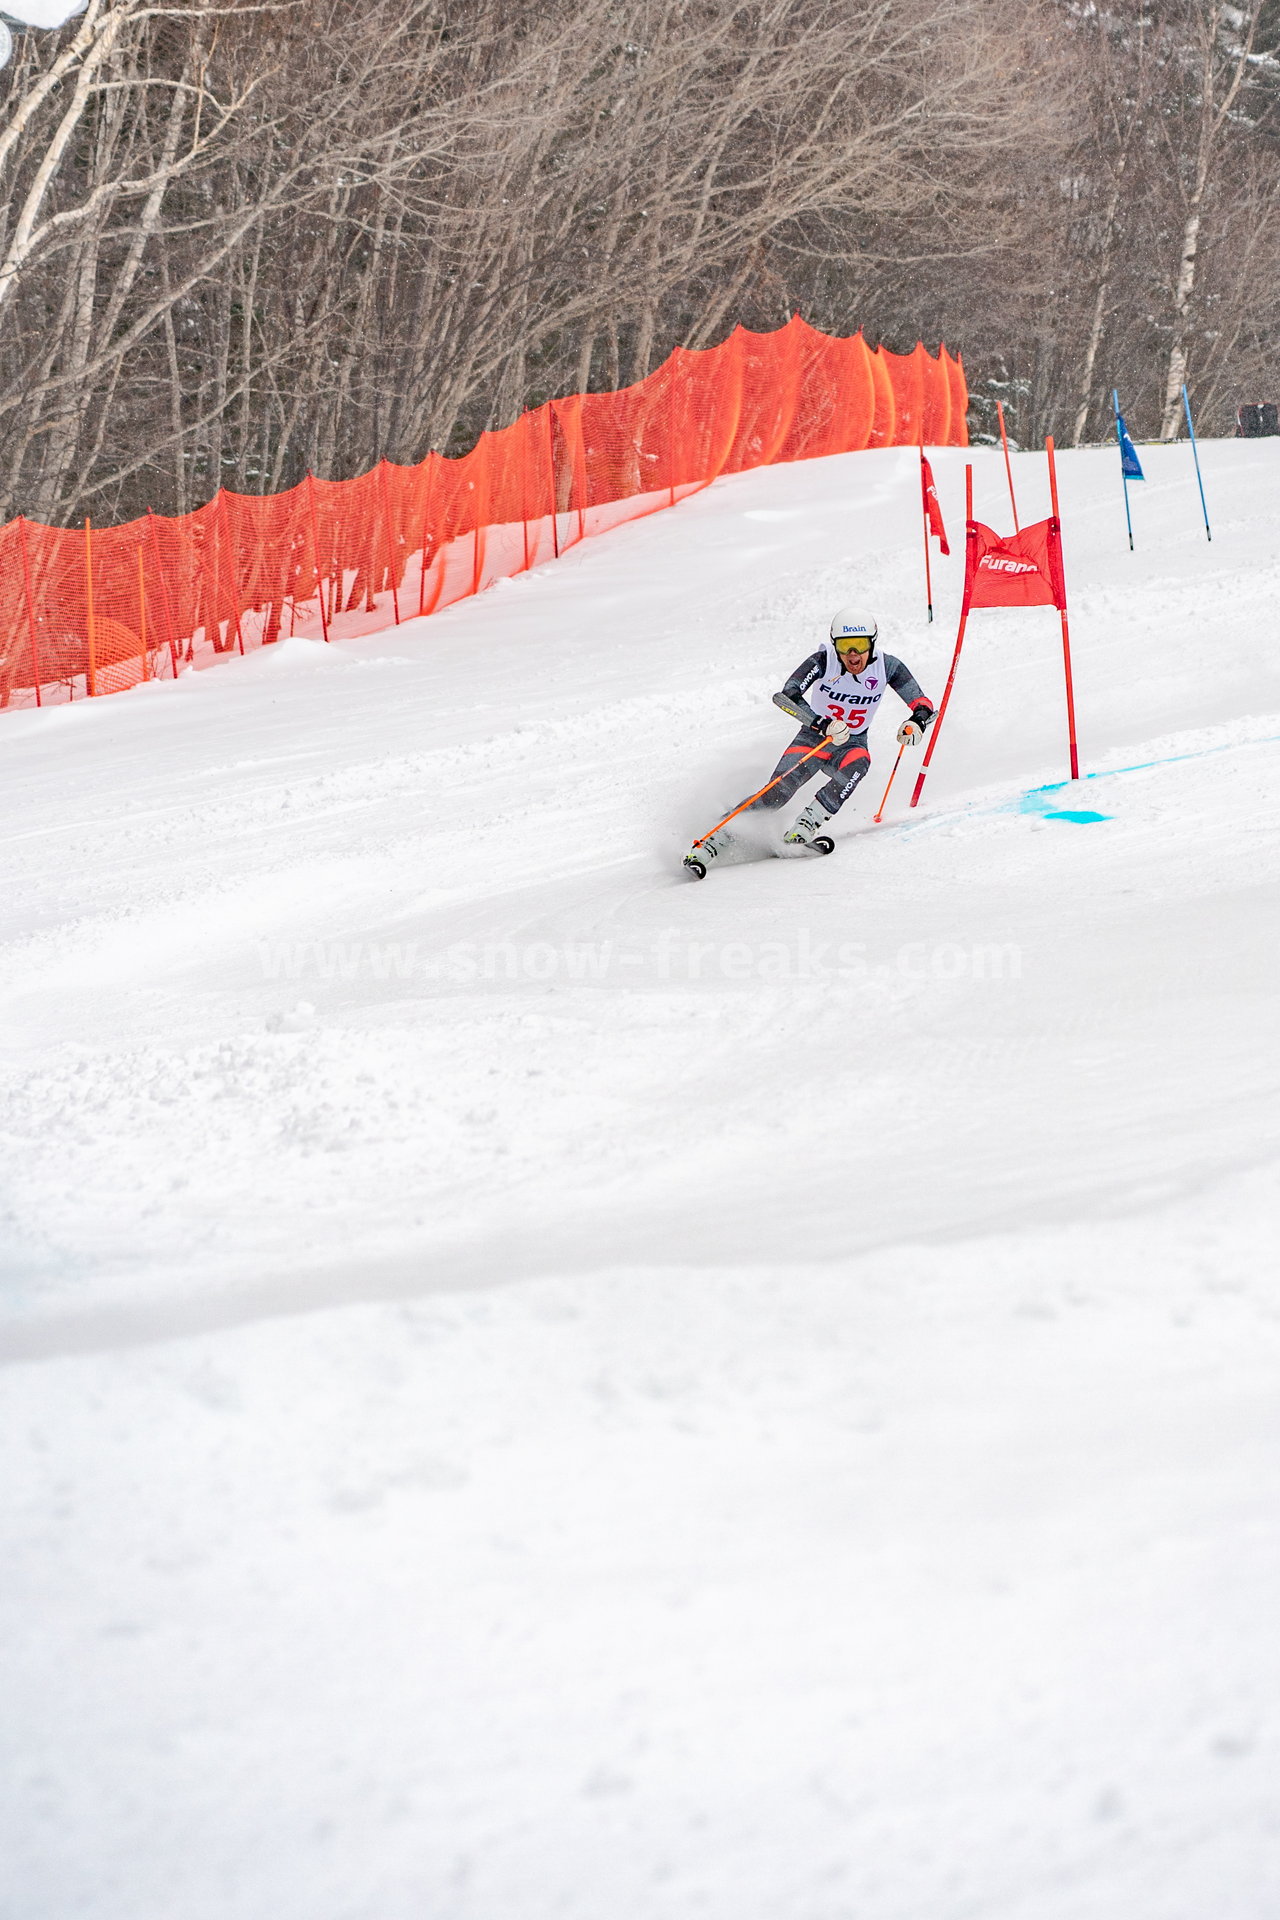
[921,451,950,553]
[918,447,949,622]
[966,517,1065,611]
[909,442,1078,810]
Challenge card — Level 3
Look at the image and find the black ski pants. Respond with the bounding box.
[750,725,872,818]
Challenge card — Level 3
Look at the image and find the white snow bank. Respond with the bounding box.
[1,0,86,68]
[2,0,87,27]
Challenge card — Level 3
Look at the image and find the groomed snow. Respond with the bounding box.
[2,440,1279,1919]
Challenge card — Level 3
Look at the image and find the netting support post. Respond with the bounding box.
[146,509,180,675]
[546,404,559,558]
[17,516,42,705]
[218,491,245,654]
[378,460,401,624]
[305,472,331,644]
[136,546,149,681]
[571,395,587,545]
[83,517,98,697]
[417,456,436,617]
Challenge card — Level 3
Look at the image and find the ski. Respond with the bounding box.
[682,835,833,879]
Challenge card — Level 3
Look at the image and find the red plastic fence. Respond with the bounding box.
[0,316,967,709]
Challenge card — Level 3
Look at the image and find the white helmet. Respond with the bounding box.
[829,607,878,653]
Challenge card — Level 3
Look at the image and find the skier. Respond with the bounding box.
[689,609,935,868]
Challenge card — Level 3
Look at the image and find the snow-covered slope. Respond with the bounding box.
[3,440,1279,1919]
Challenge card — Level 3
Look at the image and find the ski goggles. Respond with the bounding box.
[835,635,874,656]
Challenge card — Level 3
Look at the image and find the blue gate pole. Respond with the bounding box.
[1113,388,1134,551]
[1181,383,1212,543]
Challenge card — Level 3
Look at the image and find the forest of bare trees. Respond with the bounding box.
[1,0,1278,527]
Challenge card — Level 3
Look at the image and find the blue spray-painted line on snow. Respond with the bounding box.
[891,728,1280,837]
[1019,728,1280,806]
[1019,789,1111,821]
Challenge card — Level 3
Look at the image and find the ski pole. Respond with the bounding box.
[873,743,906,823]
[691,737,831,849]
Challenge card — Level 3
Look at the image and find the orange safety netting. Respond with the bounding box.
[0,316,967,710]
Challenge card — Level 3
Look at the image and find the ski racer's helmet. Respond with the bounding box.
[829,608,878,657]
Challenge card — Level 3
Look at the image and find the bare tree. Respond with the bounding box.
[1156,0,1273,437]
[4,0,1280,528]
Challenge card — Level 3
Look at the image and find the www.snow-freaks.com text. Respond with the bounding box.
[255,933,1023,986]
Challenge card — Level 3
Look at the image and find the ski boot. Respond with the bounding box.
[683,828,730,880]
[782,803,835,855]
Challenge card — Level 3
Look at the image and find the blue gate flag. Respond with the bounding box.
[1112,388,1140,550]
[1116,411,1144,479]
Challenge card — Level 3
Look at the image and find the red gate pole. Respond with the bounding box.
[17,517,43,706]
[919,445,934,623]
[305,472,331,643]
[1046,435,1079,780]
[997,399,1020,531]
[910,464,974,809]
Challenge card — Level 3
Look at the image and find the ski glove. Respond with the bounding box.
[896,720,923,746]
[823,717,852,746]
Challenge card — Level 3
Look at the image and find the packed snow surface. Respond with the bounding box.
[2,440,1279,1919]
